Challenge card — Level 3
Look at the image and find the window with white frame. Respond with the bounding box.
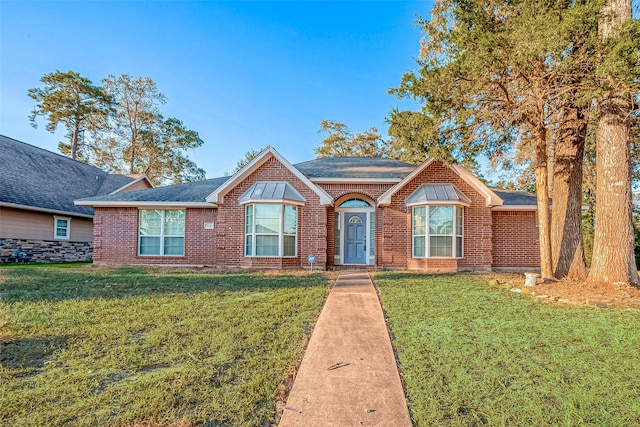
[245,204,297,257]
[53,216,71,240]
[138,209,185,256]
[412,206,463,258]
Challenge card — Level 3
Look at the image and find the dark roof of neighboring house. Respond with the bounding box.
[294,157,416,179]
[0,135,137,216]
[79,176,231,203]
[97,174,139,195]
[490,187,537,205]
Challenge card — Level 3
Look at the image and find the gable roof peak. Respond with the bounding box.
[206,146,333,205]
[377,157,503,207]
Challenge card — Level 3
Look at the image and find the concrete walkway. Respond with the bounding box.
[279,271,412,427]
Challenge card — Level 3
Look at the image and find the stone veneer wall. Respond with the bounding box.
[0,238,92,263]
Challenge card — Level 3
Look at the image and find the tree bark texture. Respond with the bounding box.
[588,0,639,285]
[589,92,639,284]
[71,122,80,161]
[535,126,554,280]
[551,106,588,279]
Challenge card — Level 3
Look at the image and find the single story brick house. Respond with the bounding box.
[0,135,152,263]
[76,146,540,271]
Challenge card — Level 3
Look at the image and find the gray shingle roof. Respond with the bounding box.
[97,174,140,195]
[79,176,231,203]
[68,148,536,207]
[294,157,416,179]
[489,187,537,206]
[0,135,136,216]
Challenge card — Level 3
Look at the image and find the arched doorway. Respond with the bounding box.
[334,196,375,265]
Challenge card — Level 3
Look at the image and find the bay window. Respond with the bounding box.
[245,204,297,257]
[412,205,463,258]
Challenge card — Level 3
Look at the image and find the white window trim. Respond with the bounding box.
[245,204,298,258]
[53,216,71,240]
[412,205,464,259]
[138,209,185,257]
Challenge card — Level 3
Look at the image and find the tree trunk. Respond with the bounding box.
[551,106,588,279]
[588,91,638,284]
[129,133,136,174]
[71,122,80,161]
[588,0,638,285]
[535,126,554,280]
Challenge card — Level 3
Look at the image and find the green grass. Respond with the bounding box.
[375,272,640,427]
[0,261,91,269]
[0,266,329,427]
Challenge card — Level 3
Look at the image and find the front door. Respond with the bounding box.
[344,213,366,264]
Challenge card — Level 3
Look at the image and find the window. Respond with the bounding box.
[412,206,463,258]
[369,212,376,257]
[245,204,297,257]
[139,209,185,256]
[334,212,341,256]
[53,216,70,240]
[339,198,372,208]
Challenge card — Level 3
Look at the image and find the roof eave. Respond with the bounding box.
[406,200,471,207]
[238,199,306,206]
[0,201,94,218]
[491,205,537,211]
[450,165,504,207]
[74,200,217,208]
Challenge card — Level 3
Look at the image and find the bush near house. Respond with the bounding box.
[0,266,328,427]
[375,272,640,426]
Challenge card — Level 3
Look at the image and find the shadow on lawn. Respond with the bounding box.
[0,336,68,371]
[0,266,328,303]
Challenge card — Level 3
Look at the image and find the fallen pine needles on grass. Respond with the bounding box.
[0,265,329,427]
[375,272,640,427]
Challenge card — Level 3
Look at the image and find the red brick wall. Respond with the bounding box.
[94,155,328,268]
[491,210,540,268]
[214,155,328,269]
[380,160,494,271]
[92,207,217,265]
[92,157,539,271]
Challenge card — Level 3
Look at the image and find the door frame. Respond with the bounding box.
[335,206,375,266]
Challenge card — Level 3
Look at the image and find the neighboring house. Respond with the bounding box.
[0,135,152,263]
[76,146,540,271]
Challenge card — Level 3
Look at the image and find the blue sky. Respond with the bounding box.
[1,1,429,178]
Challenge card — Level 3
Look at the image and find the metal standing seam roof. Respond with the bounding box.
[405,183,472,206]
[238,181,306,205]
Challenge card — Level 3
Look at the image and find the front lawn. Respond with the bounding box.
[375,272,640,426]
[0,266,329,427]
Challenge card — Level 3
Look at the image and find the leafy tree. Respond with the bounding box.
[91,74,204,185]
[227,148,264,176]
[314,119,388,158]
[390,0,603,280]
[137,118,205,184]
[28,70,112,160]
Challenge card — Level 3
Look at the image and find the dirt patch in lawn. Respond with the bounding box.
[491,273,640,308]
